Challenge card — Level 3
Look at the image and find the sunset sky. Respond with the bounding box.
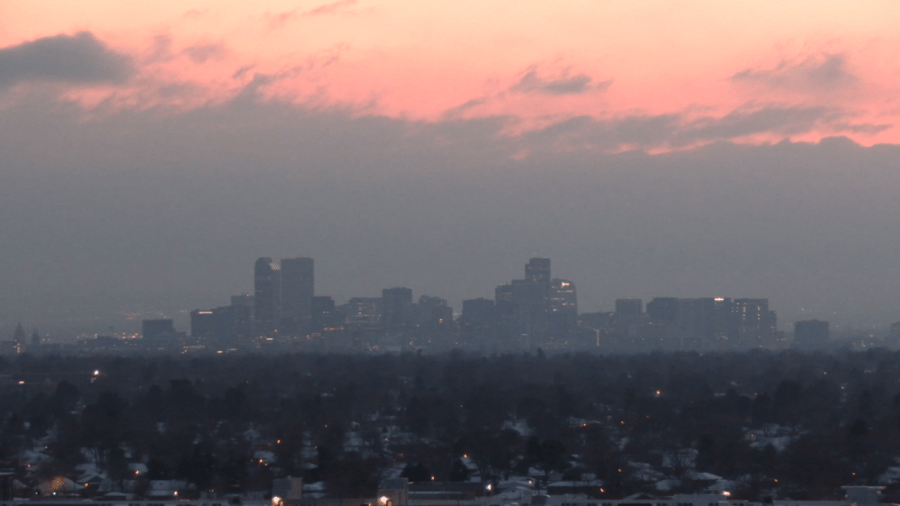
[3,1,900,148]
[3,1,900,336]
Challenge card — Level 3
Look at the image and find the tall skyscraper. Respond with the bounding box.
[311,296,339,331]
[615,298,644,336]
[525,257,551,285]
[647,297,679,322]
[281,257,314,334]
[491,258,557,349]
[675,297,732,348]
[417,295,453,328]
[460,298,496,346]
[382,287,414,332]
[254,257,281,335]
[549,279,578,327]
[732,298,777,346]
[461,298,495,327]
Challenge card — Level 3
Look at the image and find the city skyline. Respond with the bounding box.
[1,248,895,339]
[4,3,900,336]
[7,254,889,352]
[7,255,817,353]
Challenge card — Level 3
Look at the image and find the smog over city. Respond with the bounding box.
[3,2,900,504]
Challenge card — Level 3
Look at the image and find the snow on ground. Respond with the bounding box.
[502,420,533,437]
[745,424,798,452]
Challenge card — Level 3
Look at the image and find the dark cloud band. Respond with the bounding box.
[511,66,611,95]
[0,31,133,89]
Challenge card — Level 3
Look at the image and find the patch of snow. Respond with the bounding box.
[656,479,681,491]
[877,466,900,485]
[502,419,533,437]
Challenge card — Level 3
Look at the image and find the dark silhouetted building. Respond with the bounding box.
[191,310,217,338]
[647,297,679,322]
[526,257,551,285]
[190,303,252,344]
[383,287,414,333]
[460,297,496,345]
[281,257,314,334]
[615,298,645,337]
[343,297,382,328]
[549,278,578,327]
[461,298,495,326]
[417,295,452,328]
[491,258,558,349]
[615,298,642,317]
[254,257,281,335]
[142,319,175,340]
[311,295,339,331]
[733,298,777,347]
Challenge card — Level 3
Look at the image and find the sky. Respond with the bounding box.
[2,1,900,337]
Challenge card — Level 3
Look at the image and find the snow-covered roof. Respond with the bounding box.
[688,471,723,481]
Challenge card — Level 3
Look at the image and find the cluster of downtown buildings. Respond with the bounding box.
[134,257,834,354]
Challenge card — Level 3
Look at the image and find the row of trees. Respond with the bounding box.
[1,349,900,500]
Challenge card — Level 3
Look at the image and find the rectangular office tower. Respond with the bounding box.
[254,257,281,336]
[281,257,314,334]
[526,257,551,285]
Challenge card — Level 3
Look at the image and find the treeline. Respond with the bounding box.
[2,349,900,500]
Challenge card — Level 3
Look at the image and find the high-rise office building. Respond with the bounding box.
[549,279,578,327]
[495,284,516,314]
[281,257,314,333]
[732,298,777,346]
[490,258,557,348]
[383,287,414,332]
[228,295,253,340]
[190,310,217,338]
[311,295,338,331]
[417,295,453,328]
[343,297,382,328]
[615,298,644,336]
[525,257,551,285]
[191,304,252,343]
[549,279,577,313]
[647,297,679,322]
[460,297,496,346]
[461,298,495,327]
[142,319,175,340]
[254,257,281,335]
[675,297,732,348]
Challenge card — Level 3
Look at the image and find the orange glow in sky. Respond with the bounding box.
[3,0,900,149]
